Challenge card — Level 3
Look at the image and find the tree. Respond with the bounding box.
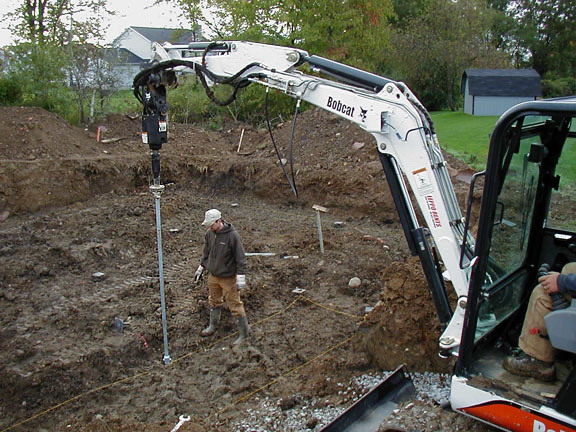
[164,0,396,73]
[285,0,396,73]
[485,0,520,53]
[4,0,112,45]
[0,76,22,105]
[158,0,398,125]
[4,43,70,111]
[66,42,118,124]
[507,0,576,77]
[1,1,116,123]
[390,0,510,110]
[390,0,434,27]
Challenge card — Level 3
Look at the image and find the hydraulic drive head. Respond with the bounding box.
[140,73,169,150]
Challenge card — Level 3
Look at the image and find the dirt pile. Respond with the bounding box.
[0,107,148,213]
[361,258,448,372]
[0,106,491,431]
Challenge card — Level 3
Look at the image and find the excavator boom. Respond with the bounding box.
[133,40,473,353]
[134,41,576,432]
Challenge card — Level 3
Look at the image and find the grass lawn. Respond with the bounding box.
[430,110,576,190]
[430,111,498,170]
[107,89,141,114]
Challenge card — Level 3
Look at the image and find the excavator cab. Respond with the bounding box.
[451,97,576,431]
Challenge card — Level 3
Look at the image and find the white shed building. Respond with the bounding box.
[461,69,542,116]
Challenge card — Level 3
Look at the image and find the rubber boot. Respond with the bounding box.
[233,316,250,345]
[502,351,556,382]
[200,307,221,337]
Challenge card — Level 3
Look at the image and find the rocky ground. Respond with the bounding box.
[0,106,494,431]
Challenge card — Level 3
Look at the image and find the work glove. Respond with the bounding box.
[236,274,246,290]
[194,265,204,283]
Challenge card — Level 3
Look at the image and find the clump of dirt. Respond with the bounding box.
[0,105,489,431]
[361,258,448,372]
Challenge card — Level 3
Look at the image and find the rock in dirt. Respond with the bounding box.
[348,277,362,288]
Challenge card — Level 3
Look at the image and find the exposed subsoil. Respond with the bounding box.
[0,106,493,431]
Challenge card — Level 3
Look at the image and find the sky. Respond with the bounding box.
[0,0,190,47]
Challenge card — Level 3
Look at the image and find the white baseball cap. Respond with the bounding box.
[202,209,222,226]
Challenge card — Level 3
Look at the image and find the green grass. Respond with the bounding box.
[430,110,576,190]
[558,137,576,189]
[106,89,141,115]
[430,111,498,170]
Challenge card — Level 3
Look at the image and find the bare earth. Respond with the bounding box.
[0,106,494,431]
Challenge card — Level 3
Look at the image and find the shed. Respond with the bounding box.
[461,69,542,116]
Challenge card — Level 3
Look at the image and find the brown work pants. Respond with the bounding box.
[519,263,576,362]
[207,274,246,318]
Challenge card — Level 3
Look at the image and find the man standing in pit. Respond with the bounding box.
[195,208,249,345]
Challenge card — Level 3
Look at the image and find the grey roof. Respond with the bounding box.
[103,47,145,64]
[130,26,199,44]
[462,69,542,97]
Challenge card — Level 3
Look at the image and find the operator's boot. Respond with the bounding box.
[200,307,221,337]
[233,316,250,345]
[502,351,556,382]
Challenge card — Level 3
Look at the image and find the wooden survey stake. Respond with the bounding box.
[313,204,328,254]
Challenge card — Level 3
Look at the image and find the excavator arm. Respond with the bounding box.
[133,41,474,354]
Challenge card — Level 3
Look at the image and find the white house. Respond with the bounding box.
[461,69,542,116]
[110,26,202,88]
[103,47,146,90]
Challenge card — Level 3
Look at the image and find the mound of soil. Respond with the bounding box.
[0,106,491,431]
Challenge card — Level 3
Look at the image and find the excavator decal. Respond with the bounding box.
[412,167,434,194]
[424,195,442,228]
[326,96,356,117]
[460,401,575,432]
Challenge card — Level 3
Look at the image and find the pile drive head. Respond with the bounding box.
[138,73,169,151]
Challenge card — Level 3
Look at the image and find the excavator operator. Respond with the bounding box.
[503,263,576,381]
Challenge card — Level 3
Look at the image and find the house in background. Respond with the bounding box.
[461,69,542,116]
[109,26,202,89]
[103,47,146,90]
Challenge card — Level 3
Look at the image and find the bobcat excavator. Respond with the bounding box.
[133,41,576,431]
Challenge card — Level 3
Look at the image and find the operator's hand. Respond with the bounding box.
[539,272,560,294]
[236,274,246,290]
[195,265,204,283]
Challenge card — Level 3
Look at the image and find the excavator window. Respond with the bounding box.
[535,117,576,271]
[473,114,565,342]
[474,112,575,343]
[546,120,575,233]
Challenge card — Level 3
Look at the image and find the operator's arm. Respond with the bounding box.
[558,273,576,296]
[539,272,576,296]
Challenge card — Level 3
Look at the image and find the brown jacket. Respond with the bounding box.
[201,221,246,278]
